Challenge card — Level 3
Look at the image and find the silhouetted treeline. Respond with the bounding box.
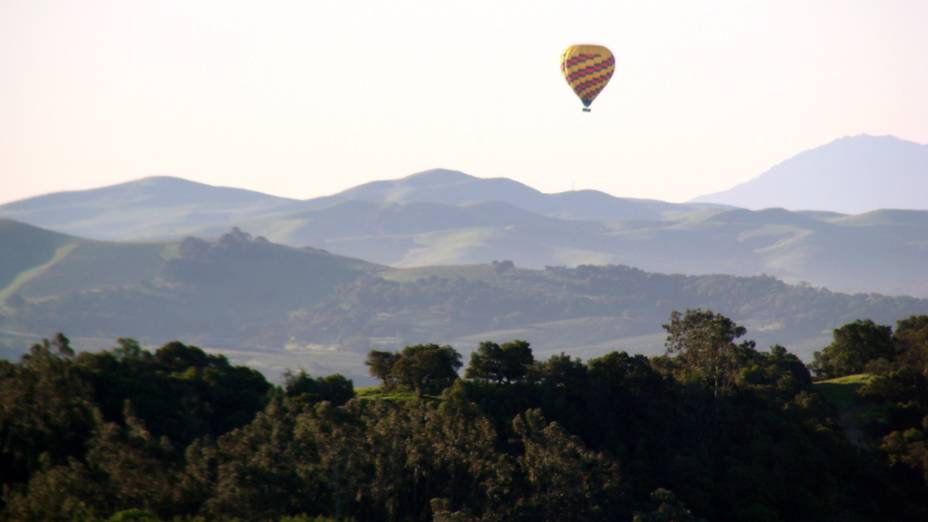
[1,311,927,521]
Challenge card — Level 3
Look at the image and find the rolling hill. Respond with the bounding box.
[692,134,928,213]
[0,219,168,302]
[2,222,926,382]
[297,168,698,221]
[4,138,928,298]
[0,176,300,240]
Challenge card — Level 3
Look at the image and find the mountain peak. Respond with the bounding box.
[132,175,211,187]
[401,169,476,185]
[692,134,928,213]
[812,134,923,155]
[831,133,917,144]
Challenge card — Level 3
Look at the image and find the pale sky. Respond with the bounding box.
[2,0,927,205]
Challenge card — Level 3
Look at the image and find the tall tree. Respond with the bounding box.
[663,309,754,399]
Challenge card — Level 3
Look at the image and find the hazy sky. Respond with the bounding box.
[2,0,927,205]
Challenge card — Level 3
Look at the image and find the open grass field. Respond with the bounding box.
[814,373,895,447]
[354,386,436,402]
[814,373,875,411]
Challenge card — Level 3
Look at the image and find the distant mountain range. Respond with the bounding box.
[692,134,928,213]
[0,169,709,240]
[2,134,927,297]
[2,221,925,382]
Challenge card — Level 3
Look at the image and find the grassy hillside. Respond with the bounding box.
[0,219,176,305]
[0,219,74,293]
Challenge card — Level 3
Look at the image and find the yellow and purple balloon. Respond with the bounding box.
[560,44,615,112]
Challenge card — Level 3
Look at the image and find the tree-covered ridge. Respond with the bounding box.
[4,225,927,379]
[2,312,928,521]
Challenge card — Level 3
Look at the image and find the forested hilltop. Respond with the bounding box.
[2,311,927,521]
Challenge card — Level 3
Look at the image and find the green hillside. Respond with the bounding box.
[0,219,175,305]
[0,219,74,293]
[815,373,875,411]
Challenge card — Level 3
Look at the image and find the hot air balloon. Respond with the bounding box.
[560,44,615,112]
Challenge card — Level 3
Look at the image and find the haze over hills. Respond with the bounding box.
[0,169,707,241]
[692,135,928,213]
[3,135,928,297]
[2,221,926,381]
[221,203,918,297]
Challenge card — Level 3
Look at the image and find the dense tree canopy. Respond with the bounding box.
[2,313,928,521]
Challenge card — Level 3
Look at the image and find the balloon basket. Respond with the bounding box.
[582,108,591,112]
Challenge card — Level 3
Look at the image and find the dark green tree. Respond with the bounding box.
[534,352,587,389]
[811,319,895,378]
[465,340,534,384]
[76,339,271,446]
[366,350,400,388]
[284,370,354,406]
[0,334,96,488]
[895,315,928,372]
[392,344,462,395]
[736,344,812,399]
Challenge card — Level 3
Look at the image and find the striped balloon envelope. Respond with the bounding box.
[560,44,615,112]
